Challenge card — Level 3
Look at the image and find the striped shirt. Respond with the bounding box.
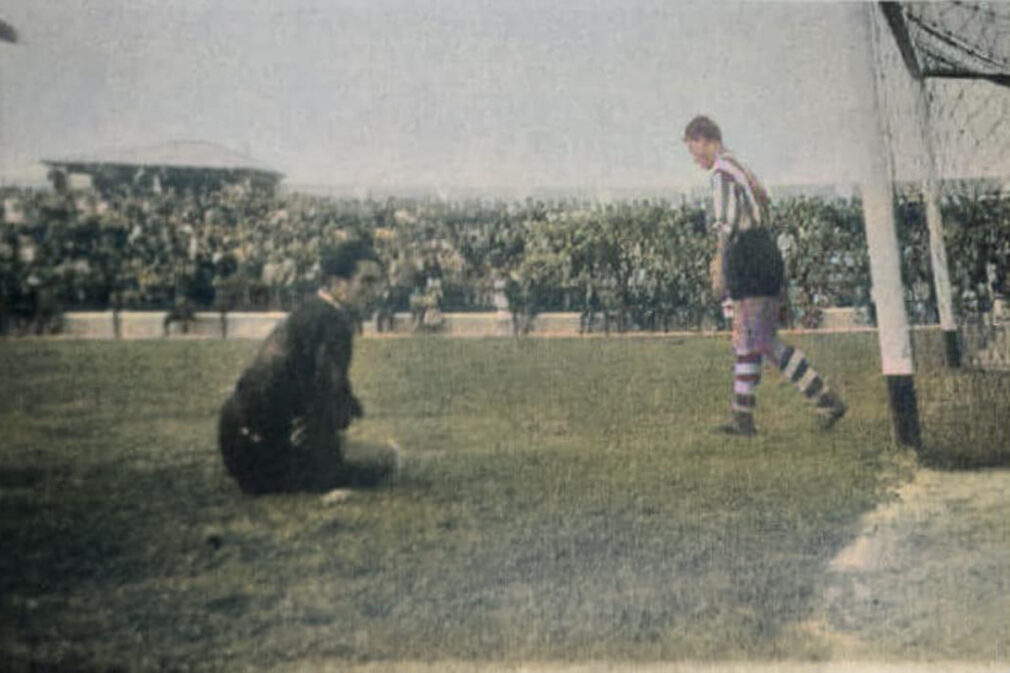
[710,151,770,238]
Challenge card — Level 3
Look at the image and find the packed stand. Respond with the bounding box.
[1,184,1007,336]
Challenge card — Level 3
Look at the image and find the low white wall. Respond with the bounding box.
[819,307,870,330]
[223,312,288,339]
[60,311,287,340]
[60,310,587,339]
[56,307,875,340]
[62,311,118,339]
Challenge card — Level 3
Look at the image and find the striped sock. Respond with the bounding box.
[776,345,833,408]
[732,351,762,418]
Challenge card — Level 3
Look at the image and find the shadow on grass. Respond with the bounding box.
[0,466,63,490]
[0,448,392,587]
[1,461,220,595]
[1,655,130,673]
[2,440,401,602]
[233,440,400,495]
[340,457,395,489]
[0,440,402,673]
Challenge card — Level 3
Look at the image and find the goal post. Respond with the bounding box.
[857,1,1010,446]
[878,1,961,367]
[861,2,922,448]
[872,1,1010,372]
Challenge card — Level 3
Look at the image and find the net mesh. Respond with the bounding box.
[872,1,1010,370]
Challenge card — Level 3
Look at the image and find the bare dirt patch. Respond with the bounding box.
[802,465,1010,660]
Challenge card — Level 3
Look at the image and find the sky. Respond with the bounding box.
[0,1,889,196]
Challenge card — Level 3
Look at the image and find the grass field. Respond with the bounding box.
[0,332,1005,672]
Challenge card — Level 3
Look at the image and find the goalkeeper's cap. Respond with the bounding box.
[320,238,381,280]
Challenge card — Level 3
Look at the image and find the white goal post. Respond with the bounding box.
[855,2,1010,446]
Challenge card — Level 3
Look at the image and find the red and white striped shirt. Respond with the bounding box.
[710,150,770,238]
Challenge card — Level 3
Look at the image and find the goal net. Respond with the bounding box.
[871,1,1010,370]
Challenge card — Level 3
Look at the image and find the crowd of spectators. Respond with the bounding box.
[1,182,1007,335]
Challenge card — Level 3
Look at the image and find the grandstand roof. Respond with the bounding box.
[42,140,283,177]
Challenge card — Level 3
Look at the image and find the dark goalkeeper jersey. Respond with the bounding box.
[233,292,359,438]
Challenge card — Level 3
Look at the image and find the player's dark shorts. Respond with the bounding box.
[723,228,784,300]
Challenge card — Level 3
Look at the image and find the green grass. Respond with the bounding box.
[0,333,964,671]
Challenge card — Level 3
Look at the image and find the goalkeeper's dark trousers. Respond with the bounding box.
[218,394,342,495]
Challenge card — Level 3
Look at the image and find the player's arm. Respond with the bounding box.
[235,323,296,423]
[313,317,362,430]
[292,318,356,445]
[709,170,736,296]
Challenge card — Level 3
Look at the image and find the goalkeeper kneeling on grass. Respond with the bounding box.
[683,115,846,436]
[218,239,384,493]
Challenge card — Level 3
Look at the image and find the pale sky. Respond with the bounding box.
[0,1,887,195]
